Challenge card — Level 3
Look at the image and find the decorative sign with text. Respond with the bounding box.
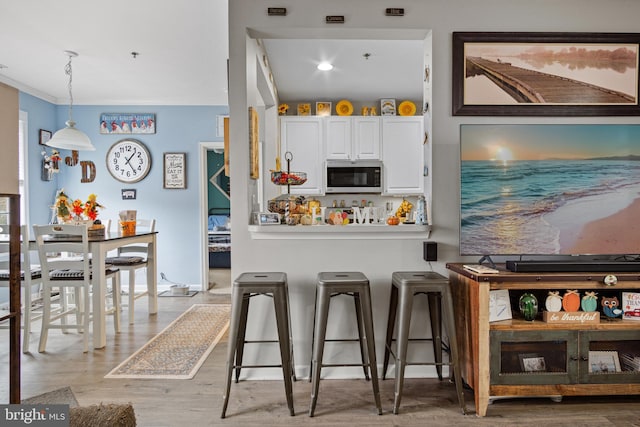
[163,152,186,189]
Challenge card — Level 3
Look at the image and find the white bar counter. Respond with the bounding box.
[248,223,430,239]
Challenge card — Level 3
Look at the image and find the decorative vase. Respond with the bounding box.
[519,293,538,321]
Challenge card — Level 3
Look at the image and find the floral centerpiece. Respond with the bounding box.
[53,190,105,228]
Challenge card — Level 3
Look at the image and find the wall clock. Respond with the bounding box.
[106,139,151,183]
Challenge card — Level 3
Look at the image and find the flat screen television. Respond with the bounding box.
[460,124,640,258]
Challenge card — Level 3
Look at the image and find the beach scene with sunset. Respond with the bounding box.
[460,124,640,256]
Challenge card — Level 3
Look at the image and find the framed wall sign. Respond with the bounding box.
[452,32,640,116]
[100,113,156,134]
[39,129,52,146]
[163,152,186,189]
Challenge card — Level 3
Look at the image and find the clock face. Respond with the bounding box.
[106,139,151,183]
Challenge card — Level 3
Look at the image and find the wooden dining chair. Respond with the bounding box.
[33,224,121,353]
[0,225,43,353]
[106,219,156,324]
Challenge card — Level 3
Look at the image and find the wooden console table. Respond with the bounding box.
[446,263,640,417]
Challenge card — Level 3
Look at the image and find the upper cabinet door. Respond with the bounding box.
[280,117,324,195]
[382,117,424,195]
[353,117,380,160]
[325,117,352,160]
[325,117,380,161]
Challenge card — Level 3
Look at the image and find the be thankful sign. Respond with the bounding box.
[543,311,600,324]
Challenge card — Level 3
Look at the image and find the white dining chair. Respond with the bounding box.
[33,224,121,353]
[0,225,43,353]
[106,219,156,324]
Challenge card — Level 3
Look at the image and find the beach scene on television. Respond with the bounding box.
[460,124,640,256]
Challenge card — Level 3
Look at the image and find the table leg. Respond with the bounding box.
[146,235,158,314]
[92,243,107,349]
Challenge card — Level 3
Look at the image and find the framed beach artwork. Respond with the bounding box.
[452,32,640,116]
[460,124,640,256]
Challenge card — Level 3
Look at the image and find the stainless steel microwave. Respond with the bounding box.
[325,160,383,193]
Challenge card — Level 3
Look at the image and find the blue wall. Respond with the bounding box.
[20,92,228,286]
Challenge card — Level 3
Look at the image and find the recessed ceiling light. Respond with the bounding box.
[317,62,333,71]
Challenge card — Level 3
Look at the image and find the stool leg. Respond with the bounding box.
[383,284,399,379]
[309,286,331,417]
[359,286,382,415]
[393,285,415,414]
[353,293,370,381]
[442,288,467,415]
[234,294,251,383]
[428,292,443,381]
[221,286,244,418]
[284,280,297,381]
[308,286,317,382]
[273,287,295,416]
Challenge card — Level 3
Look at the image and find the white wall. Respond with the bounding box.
[229,0,640,379]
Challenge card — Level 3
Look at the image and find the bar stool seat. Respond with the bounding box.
[309,272,382,417]
[382,271,466,415]
[221,272,295,418]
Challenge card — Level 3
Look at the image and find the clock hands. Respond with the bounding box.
[124,151,137,173]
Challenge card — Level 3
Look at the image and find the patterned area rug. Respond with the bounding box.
[105,304,230,379]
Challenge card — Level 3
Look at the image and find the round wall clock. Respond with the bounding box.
[106,139,151,183]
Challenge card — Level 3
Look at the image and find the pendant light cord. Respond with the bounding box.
[65,55,74,123]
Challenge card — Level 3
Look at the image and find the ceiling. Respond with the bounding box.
[262,39,425,103]
[0,0,229,105]
[0,1,425,106]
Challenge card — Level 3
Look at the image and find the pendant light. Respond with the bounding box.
[46,50,95,151]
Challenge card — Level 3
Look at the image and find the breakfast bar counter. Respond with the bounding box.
[248,223,430,239]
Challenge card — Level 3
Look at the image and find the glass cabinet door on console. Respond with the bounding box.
[578,330,640,384]
[490,330,575,385]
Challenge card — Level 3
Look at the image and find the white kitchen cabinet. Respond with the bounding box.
[280,117,324,195]
[325,117,380,160]
[382,116,424,195]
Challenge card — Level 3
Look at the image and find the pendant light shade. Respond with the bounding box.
[46,51,95,151]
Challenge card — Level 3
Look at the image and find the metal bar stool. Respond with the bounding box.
[221,272,296,418]
[382,271,466,415]
[309,272,382,417]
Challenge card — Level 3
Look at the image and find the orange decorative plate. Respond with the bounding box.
[336,100,354,116]
[398,100,417,116]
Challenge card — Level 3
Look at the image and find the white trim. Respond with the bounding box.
[19,110,30,228]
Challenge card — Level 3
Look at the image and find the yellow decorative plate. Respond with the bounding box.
[398,101,417,116]
[336,99,354,116]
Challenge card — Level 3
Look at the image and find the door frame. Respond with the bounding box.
[199,140,225,291]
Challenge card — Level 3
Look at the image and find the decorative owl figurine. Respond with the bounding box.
[601,295,623,318]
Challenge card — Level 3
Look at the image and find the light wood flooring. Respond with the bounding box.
[2,277,640,426]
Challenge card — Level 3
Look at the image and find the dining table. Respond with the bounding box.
[33,229,159,349]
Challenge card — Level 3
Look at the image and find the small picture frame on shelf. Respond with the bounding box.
[589,351,621,373]
[297,103,311,116]
[380,98,396,115]
[316,102,332,116]
[519,353,546,372]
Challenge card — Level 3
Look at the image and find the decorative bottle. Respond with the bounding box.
[519,293,538,321]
